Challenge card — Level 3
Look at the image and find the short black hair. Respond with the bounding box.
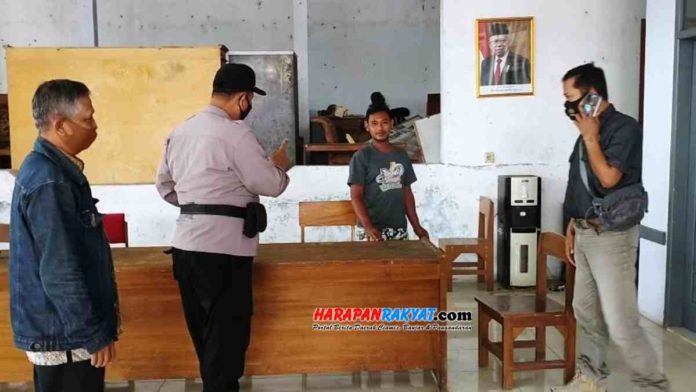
[365,91,393,120]
[489,23,510,36]
[32,79,90,131]
[562,63,608,100]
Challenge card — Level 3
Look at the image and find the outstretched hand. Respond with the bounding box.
[270,139,291,171]
[414,226,429,240]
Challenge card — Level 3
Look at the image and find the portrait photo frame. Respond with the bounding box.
[476,17,535,98]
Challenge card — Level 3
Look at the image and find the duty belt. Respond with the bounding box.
[180,202,267,239]
[180,203,246,218]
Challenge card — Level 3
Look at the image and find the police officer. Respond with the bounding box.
[156,63,291,391]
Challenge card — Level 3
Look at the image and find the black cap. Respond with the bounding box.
[212,63,266,96]
[489,23,510,36]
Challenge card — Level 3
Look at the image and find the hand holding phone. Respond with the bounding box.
[581,94,603,117]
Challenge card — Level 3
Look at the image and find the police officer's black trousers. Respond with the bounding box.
[172,248,253,392]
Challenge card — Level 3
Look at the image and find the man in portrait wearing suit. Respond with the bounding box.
[480,23,531,86]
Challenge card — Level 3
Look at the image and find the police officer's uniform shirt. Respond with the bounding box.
[156,106,289,257]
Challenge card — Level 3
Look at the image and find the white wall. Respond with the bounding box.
[96,0,294,50]
[0,0,295,93]
[0,164,567,249]
[441,0,644,167]
[1,1,663,308]
[1,0,440,135]
[293,0,311,138]
[441,0,645,242]
[308,0,440,116]
[0,0,94,93]
[638,0,677,325]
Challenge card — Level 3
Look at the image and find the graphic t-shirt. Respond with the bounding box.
[347,144,417,230]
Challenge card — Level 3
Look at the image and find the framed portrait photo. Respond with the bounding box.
[476,17,535,98]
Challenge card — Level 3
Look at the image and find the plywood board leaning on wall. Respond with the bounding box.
[6,46,225,184]
[415,114,441,164]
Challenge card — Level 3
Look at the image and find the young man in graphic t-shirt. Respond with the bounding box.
[347,94,429,241]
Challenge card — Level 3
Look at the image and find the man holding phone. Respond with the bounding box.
[554,63,668,391]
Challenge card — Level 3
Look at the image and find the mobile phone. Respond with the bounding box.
[581,94,603,117]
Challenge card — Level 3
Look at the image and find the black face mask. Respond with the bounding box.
[564,92,587,121]
[239,104,251,120]
[239,96,252,120]
[240,103,252,120]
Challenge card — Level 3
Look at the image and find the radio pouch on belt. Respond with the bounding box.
[243,202,267,238]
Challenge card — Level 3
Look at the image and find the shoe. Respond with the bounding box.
[631,374,669,391]
[550,371,607,392]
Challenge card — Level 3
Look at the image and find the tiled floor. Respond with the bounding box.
[2,276,695,391]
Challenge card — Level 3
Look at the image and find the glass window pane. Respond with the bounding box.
[686,0,696,29]
[520,244,529,273]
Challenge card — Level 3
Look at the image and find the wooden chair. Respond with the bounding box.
[299,201,357,243]
[0,223,8,243]
[102,213,129,247]
[100,215,134,391]
[0,219,7,389]
[0,223,8,263]
[0,224,6,390]
[311,116,340,143]
[438,197,494,291]
[308,116,360,165]
[298,201,358,385]
[476,232,576,390]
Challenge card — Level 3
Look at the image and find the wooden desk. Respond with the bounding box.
[0,241,447,389]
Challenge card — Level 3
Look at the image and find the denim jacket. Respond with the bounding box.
[9,137,119,354]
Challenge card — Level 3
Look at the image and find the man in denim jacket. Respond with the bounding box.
[9,80,119,392]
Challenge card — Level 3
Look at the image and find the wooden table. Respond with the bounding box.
[0,241,447,389]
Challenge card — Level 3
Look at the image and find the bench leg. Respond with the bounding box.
[502,321,515,390]
[477,254,485,283]
[535,326,546,361]
[485,249,494,291]
[478,304,490,368]
[445,251,455,292]
[564,320,577,383]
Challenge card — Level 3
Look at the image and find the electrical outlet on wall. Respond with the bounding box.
[485,152,495,164]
